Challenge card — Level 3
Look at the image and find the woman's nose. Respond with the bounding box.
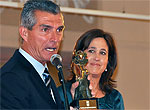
[94,53,100,61]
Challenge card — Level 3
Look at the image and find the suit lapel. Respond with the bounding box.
[15,50,59,107]
[29,68,56,105]
[49,75,62,105]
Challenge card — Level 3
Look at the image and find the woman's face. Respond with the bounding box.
[84,38,108,76]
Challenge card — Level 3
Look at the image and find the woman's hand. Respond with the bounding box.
[70,81,79,99]
[87,74,100,97]
[70,106,78,110]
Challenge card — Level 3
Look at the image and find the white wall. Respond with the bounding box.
[100,0,149,109]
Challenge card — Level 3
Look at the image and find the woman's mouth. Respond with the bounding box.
[90,63,100,66]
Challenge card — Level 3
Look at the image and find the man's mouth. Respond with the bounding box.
[45,48,56,52]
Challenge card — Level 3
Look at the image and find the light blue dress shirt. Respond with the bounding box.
[19,48,47,82]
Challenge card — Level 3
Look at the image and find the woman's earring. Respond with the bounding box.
[105,68,107,72]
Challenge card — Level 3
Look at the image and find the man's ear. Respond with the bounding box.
[19,26,28,42]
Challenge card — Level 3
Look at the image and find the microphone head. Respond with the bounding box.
[50,54,62,66]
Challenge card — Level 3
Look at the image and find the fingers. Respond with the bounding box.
[72,81,79,89]
[70,106,74,110]
[89,83,96,97]
[70,81,79,99]
[87,74,97,97]
[70,106,78,110]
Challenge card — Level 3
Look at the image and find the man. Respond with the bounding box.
[0,0,65,109]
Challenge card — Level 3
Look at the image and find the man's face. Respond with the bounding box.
[21,11,65,65]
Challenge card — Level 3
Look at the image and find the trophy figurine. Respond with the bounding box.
[71,50,98,109]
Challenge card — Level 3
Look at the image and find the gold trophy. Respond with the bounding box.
[71,50,98,109]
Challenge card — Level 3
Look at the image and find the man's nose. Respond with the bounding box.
[49,30,58,42]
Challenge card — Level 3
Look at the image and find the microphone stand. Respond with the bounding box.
[58,68,70,110]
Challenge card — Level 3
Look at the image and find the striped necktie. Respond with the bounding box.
[43,68,56,102]
[43,68,51,87]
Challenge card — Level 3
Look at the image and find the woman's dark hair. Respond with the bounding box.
[71,29,117,94]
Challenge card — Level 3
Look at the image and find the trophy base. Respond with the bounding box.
[70,98,99,109]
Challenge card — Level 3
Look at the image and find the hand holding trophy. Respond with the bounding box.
[71,50,98,109]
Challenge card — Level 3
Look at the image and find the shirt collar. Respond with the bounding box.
[19,48,48,81]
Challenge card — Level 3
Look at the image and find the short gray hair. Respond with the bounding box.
[19,0,61,44]
[20,0,61,30]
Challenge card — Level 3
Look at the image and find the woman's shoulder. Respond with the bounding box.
[102,89,124,105]
[109,89,123,98]
[98,89,124,109]
[107,89,124,107]
[106,89,124,103]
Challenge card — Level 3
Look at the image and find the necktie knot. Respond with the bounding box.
[43,68,51,86]
[44,68,49,74]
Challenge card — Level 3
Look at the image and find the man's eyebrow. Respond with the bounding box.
[39,24,52,28]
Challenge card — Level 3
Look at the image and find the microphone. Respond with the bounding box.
[50,54,62,70]
[50,54,70,109]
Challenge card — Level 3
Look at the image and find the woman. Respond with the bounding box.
[58,29,124,109]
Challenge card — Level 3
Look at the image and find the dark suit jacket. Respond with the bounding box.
[0,49,64,109]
